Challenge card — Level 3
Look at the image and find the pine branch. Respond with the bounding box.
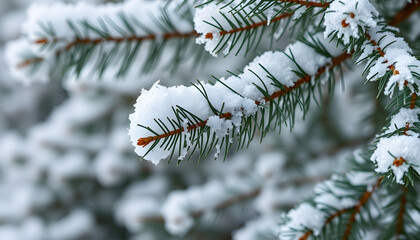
[7,1,201,82]
[195,0,330,56]
[324,0,420,98]
[395,187,407,239]
[136,52,350,149]
[16,57,44,69]
[140,173,329,235]
[342,177,382,240]
[298,207,353,240]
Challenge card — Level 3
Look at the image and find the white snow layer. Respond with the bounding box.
[279,203,326,237]
[129,38,333,164]
[324,0,420,97]
[255,152,286,179]
[385,108,420,136]
[372,135,420,184]
[193,1,326,56]
[314,171,376,211]
[115,197,161,232]
[366,45,420,96]
[47,209,94,240]
[161,176,257,236]
[5,0,194,83]
[324,0,378,44]
[233,214,279,240]
[371,108,420,184]
[94,149,138,187]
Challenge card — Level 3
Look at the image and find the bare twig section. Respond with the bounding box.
[389,1,420,26]
[137,52,352,147]
[34,31,199,47]
[393,157,407,167]
[410,93,417,109]
[395,187,407,240]
[299,208,353,240]
[277,0,330,8]
[204,12,294,40]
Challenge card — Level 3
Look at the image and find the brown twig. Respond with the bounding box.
[277,0,330,8]
[16,57,44,69]
[299,208,353,240]
[137,52,352,147]
[389,1,420,26]
[204,12,294,40]
[395,187,407,240]
[20,0,332,69]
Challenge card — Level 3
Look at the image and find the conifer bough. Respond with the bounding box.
[4,0,420,239]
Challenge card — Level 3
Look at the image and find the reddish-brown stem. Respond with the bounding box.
[389,1,420,26]
[16,57,44,69]
[277,0,330,8]
[204,12,294,40]
[395,187,407,239]
[221,12,293,36]
[22,1,326,69]
[137,52,351,147]
[299,230,313,240]
[61,31,200,51]
[17,31,199,69]
[342,178,382,240]
[410,93,417,109]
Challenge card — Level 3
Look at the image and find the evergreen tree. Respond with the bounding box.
[2,0,420,239]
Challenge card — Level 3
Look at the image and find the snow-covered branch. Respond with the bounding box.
[371,95,420,184]
[160,152,334,236]
[389,1,420,26]
[276,0,330,8]
[324,0,420,97]
[5,0,198,83]
[129,35,349,164]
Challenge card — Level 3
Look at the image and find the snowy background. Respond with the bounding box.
[0,0,384,239]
